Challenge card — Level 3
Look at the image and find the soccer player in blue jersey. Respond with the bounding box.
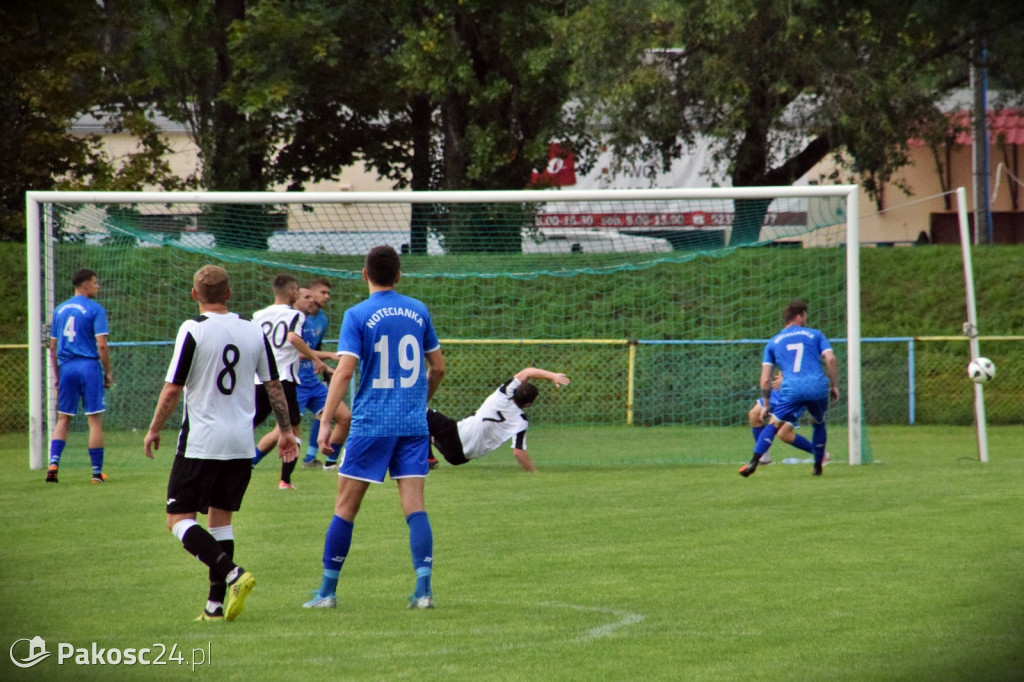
[747,372,828,466]
[298,279,351,469]
[46,269,114,484]
[304,245,446,610]
[740,299,839,478]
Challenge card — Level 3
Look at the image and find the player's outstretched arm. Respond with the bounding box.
[288,331,329,375]
[515,367,570,387]
[513,448,537,473]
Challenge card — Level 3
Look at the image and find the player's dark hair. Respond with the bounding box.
[783,299,808,323]
[308,276,331,289]
[513,381,539,408]
[194,265,231,303]
[365,245,401,286]
[273,274,298,296]
[72,268,97,288]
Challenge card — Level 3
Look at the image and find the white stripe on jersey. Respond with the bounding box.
[457,377,529,459]
[165,312,276,460]
[253,304,306,383]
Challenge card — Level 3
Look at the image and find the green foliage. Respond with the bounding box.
[2,426,1023,680]
[0,4,186,241]
[567,0,1023,199]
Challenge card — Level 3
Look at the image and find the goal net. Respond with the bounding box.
[26,187,863,468]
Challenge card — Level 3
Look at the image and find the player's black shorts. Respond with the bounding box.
[254,380,301,428]
[426,409,469,465]
[166,456,252,515]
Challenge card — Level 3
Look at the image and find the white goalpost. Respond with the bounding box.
[954,186,990,462]
[26,186,863,470]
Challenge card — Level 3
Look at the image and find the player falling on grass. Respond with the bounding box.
[748,371,829,467]
[426,367,569,473]
[304,245,445,610]
[740,299,839,478]
[251,274,329,489]
[144,265,298,622]
[46,268,114,484]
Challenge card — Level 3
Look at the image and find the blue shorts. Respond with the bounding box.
[771,397,828,426]
[758,397,805,425]
[295,379,329,417]
[57,359,106,416]
[338,435,430,483]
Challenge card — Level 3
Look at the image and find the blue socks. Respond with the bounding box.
[790,434,814,454]
[88,447,104,474]
[325,442,342,465]
[812,422,828,466]
[49,439,66,466]
[407,511,433,598]
[317,515,354,598]
[48,442,104,474]
[304,420,321,462]
[753,423,778,457]
[315,511,434,600]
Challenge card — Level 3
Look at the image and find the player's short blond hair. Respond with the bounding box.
[194,265,231,304]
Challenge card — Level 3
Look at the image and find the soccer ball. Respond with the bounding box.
[967,357,996,383]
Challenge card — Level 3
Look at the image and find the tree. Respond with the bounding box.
[230,0,585,251]
[0,2,184,242]
[567,0,1024,243]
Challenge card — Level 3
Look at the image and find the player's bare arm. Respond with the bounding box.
[143,383,184,458]
[287,331,329,375]
[426,349,446,401]
[759,363,774,421]
[823,350,840,404]
[319,354,356,453]
[513,448,537,473]
[515,367,570,387]
[265,379,298,461]
[97,334,114,387]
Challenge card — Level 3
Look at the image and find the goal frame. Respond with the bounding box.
[26,186,862,469]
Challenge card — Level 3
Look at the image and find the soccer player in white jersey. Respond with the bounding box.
[427,367,569,473]
[251,274,329,489]
[740,299,839,478]
[46,268,114,484]
[304,245,445,610]
[143,265,298,622]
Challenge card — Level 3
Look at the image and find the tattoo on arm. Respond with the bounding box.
[267,382,292,432]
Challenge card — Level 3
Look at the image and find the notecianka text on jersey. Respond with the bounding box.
[365,307,424,329]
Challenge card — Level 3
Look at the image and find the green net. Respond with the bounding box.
[37,190,861,462]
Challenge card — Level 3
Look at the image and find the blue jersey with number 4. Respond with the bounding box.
[51,295,109,364]
[762,326,831,402]
[339,290,440,437]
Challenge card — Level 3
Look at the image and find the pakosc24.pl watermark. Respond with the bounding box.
[10,636,211,671]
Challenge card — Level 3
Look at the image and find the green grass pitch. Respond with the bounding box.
[2,425,1022,681]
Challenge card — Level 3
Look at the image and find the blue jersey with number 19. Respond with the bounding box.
[762,326,832,402]
[339,290,440,437]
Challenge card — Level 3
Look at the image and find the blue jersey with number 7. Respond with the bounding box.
[338,289,440,437]
[762,326,832,402]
